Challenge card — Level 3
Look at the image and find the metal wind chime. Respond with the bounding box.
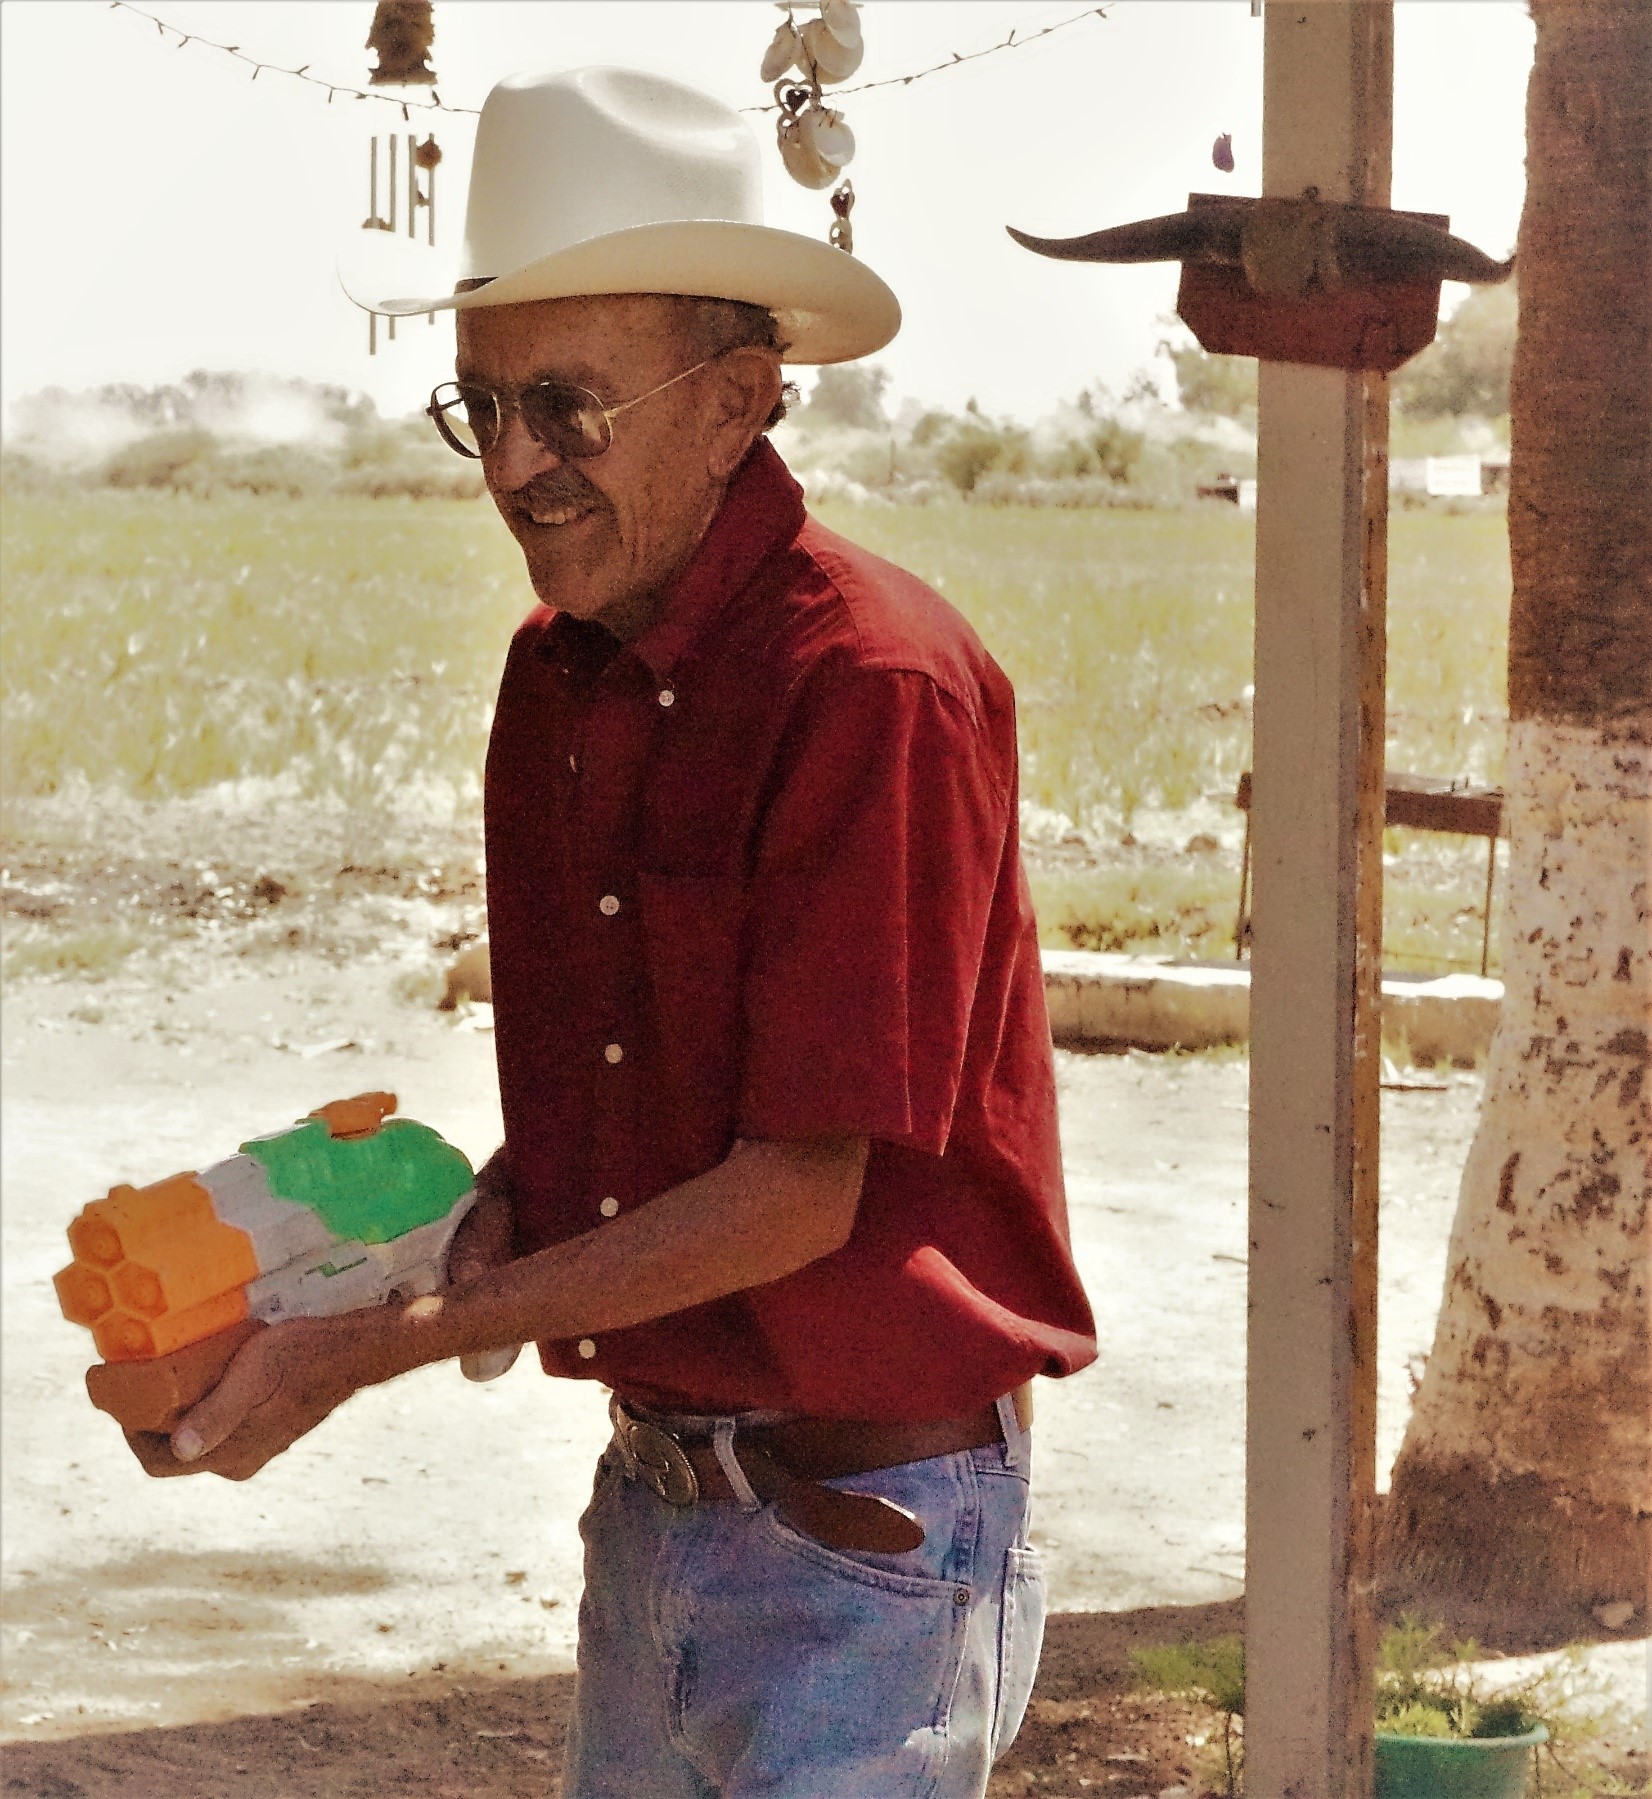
[761,1,862,252]
[362,0,442,353]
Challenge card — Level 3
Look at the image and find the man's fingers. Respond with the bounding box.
[125,1428,195,1477]
[124,1427,260,1481]
[170,1335,281,1463]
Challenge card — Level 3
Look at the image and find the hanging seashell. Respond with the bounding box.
[820,0,862,49]
[802,15,863,82]
[778,115,837,189]
[800,105,855,170]
[761,18,804,84]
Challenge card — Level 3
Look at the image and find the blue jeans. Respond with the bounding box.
[563,1396,1046,1797]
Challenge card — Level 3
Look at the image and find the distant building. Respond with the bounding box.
[1389,454,1509,498]
[1197,472,1256,511]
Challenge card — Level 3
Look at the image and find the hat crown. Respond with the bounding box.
[460,67,764,280]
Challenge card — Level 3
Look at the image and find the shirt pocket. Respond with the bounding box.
[635,871,749,1170]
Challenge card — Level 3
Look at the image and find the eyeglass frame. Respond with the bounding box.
[426,356,720,460]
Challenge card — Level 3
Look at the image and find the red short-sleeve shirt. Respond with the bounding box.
[484,440,1096,1422]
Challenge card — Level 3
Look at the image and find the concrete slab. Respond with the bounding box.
[1044,950,1501,1064]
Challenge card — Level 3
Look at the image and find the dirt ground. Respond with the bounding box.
[2,797,1644,1797]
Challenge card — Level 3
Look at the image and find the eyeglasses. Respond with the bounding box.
[426,357,717,460]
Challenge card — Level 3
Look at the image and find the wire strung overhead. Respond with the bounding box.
[110,1,1107,122]
[107,1,479,115]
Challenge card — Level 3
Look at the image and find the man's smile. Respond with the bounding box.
[522,499,600,529]
[509,474,608,534]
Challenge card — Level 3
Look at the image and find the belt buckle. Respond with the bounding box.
[614,1403,699,1507]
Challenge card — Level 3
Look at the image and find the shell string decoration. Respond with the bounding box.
[762,1,861,250]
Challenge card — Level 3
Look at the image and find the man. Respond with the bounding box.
[153,68,1096,1796]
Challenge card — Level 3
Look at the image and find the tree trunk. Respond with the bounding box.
[1378,0,1651,1646]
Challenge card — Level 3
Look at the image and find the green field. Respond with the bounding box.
[1,489,1512,968]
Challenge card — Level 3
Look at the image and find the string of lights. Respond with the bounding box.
[745,4,1108,111]
[111,2,1106,122]
[107,1,480,116]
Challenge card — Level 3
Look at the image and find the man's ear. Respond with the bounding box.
[705,348,784,479]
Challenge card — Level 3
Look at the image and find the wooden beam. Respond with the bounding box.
[1245,5,1391,1796]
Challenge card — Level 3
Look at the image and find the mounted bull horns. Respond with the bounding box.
[1009,192,1511,373]
[1008,194,1513,297]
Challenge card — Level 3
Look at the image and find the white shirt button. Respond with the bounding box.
[604,1042,624,1064]
[658,689,675,708]
[577,1338,597,1359]
[599,894,620,916]
[599,1196,620,1218]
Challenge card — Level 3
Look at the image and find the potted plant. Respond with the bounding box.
[1128,1619,1616,1799]
[1373,1618,1547,1799]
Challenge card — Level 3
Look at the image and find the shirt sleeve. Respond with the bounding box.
[737,662,1014,1155]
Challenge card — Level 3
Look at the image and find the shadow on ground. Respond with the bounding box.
[0,1601,1244,1799]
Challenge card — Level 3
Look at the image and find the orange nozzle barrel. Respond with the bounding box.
[93,1287,250,1363]
[111,1264,167,1317]
[105,1212,257,1319]
[54,1263,114,1326]
[57,1169,259,1363]
[67,1208,128,1270]
[309,1091,398,1140]
[68,1174,216,1269]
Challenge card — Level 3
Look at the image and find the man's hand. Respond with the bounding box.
[446,1184,523,1380]
[149,1315,365,1481]
[446,1185,516,1288]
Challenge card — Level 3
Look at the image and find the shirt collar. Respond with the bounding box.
[533,439,805,681]
[627,438,806,683]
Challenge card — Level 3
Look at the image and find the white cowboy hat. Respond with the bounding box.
[353,66,900,365]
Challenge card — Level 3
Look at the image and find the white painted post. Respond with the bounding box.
[1245,5,1391,1797]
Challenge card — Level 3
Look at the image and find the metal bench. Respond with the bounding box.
[1233,769,1508,975]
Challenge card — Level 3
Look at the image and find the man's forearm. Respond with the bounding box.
[349,1133,868,1390]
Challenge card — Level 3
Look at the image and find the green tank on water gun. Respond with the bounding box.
[55,1093,514,1435]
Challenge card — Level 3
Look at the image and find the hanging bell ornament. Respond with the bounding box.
[366,0,436,86]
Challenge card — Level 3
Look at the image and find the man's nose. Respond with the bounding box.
[486,404,565,489]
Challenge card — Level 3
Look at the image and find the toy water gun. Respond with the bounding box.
[54,1093,511,1436]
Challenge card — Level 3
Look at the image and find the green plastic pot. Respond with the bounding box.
[1374,1724,1548,1799]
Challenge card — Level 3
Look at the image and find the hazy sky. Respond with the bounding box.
[1,1,1533,425]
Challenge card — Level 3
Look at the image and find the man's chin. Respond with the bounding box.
[520,544,606,617]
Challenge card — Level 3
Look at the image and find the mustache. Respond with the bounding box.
[508,468,606,512]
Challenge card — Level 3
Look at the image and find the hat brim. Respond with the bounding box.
[346,220,900,365]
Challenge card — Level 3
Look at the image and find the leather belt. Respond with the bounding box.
[608,1386,1033,1556]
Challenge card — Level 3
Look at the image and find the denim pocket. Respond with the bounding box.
[757,1500,965,1599]
[991,1544,1047,1761]
[751,1448,985,1600]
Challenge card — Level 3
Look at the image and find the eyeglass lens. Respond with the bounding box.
[433,383,610,459]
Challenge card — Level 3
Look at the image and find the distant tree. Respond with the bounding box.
[1160,336,1258,426]
[1393,281,1518,420]
[1086,416,1147,484]
[935,420,1018,494]
[1121,369,1163,407]
[800,364,890,430]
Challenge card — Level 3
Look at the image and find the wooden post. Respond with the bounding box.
[1245,5,1390,1797]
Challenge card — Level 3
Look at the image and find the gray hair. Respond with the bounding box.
[678,298,796,431]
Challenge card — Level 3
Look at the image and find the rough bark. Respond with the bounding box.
[1379,0,1652,1647]
[1506,0,1652,736]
